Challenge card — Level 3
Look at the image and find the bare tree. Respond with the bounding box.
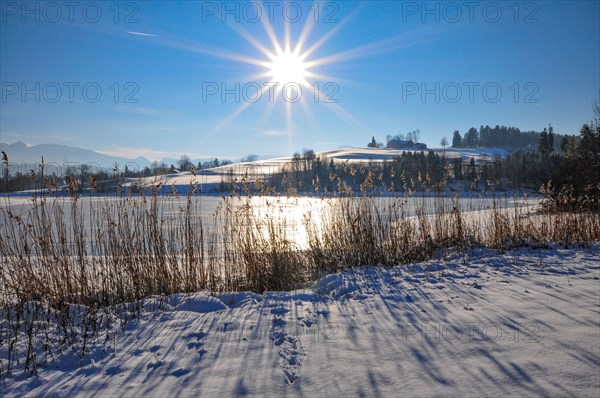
[593,90,600,128]
[413,129,421,143]
[178,155,193,171]
[241,154,259,163]
[440,137,448,148]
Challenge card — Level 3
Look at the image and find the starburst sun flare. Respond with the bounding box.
[266,47,310,87]
[156,7,390,137]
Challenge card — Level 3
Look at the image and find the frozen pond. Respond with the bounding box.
[0,192,540,252]
[0,192,539,218]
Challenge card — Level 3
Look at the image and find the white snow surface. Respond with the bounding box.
[4,246,599,397]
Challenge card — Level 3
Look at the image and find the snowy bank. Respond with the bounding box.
[3,246,599,397]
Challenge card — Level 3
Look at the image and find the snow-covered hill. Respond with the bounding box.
[316,146,510,162]
[125,146,511,191]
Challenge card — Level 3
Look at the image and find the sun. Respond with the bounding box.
[267,47,310,87]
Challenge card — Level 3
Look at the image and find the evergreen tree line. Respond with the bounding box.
[259,121,599,209]
[451,125,577,152]
[0,155,238,193]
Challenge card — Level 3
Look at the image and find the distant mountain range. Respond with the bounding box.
[0,142,275,174]
[0,141,152,171]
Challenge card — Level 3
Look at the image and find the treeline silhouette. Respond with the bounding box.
[263,121,599,209]
[451,124,576,152]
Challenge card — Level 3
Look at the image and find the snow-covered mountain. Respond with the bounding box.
[0,141,152,170]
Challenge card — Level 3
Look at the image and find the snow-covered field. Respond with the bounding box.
[4,246,599,397]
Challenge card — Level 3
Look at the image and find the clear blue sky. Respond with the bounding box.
[1,1,599,160]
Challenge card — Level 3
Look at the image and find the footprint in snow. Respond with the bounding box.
[171,368,191,378]
[147,360,164,370]
[184,331,207,358]
[105,365,124,375]
[185,331,207,340]
[271,317,305,384]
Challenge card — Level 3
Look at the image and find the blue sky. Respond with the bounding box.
[1,1,599,160]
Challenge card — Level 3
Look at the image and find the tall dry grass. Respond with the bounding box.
[1,177,599,380]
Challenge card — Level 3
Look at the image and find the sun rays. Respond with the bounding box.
[215,7,361,142]
[123,2,425,145]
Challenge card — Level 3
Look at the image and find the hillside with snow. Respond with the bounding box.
[316,146,510,162]
[126,146,510,191]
